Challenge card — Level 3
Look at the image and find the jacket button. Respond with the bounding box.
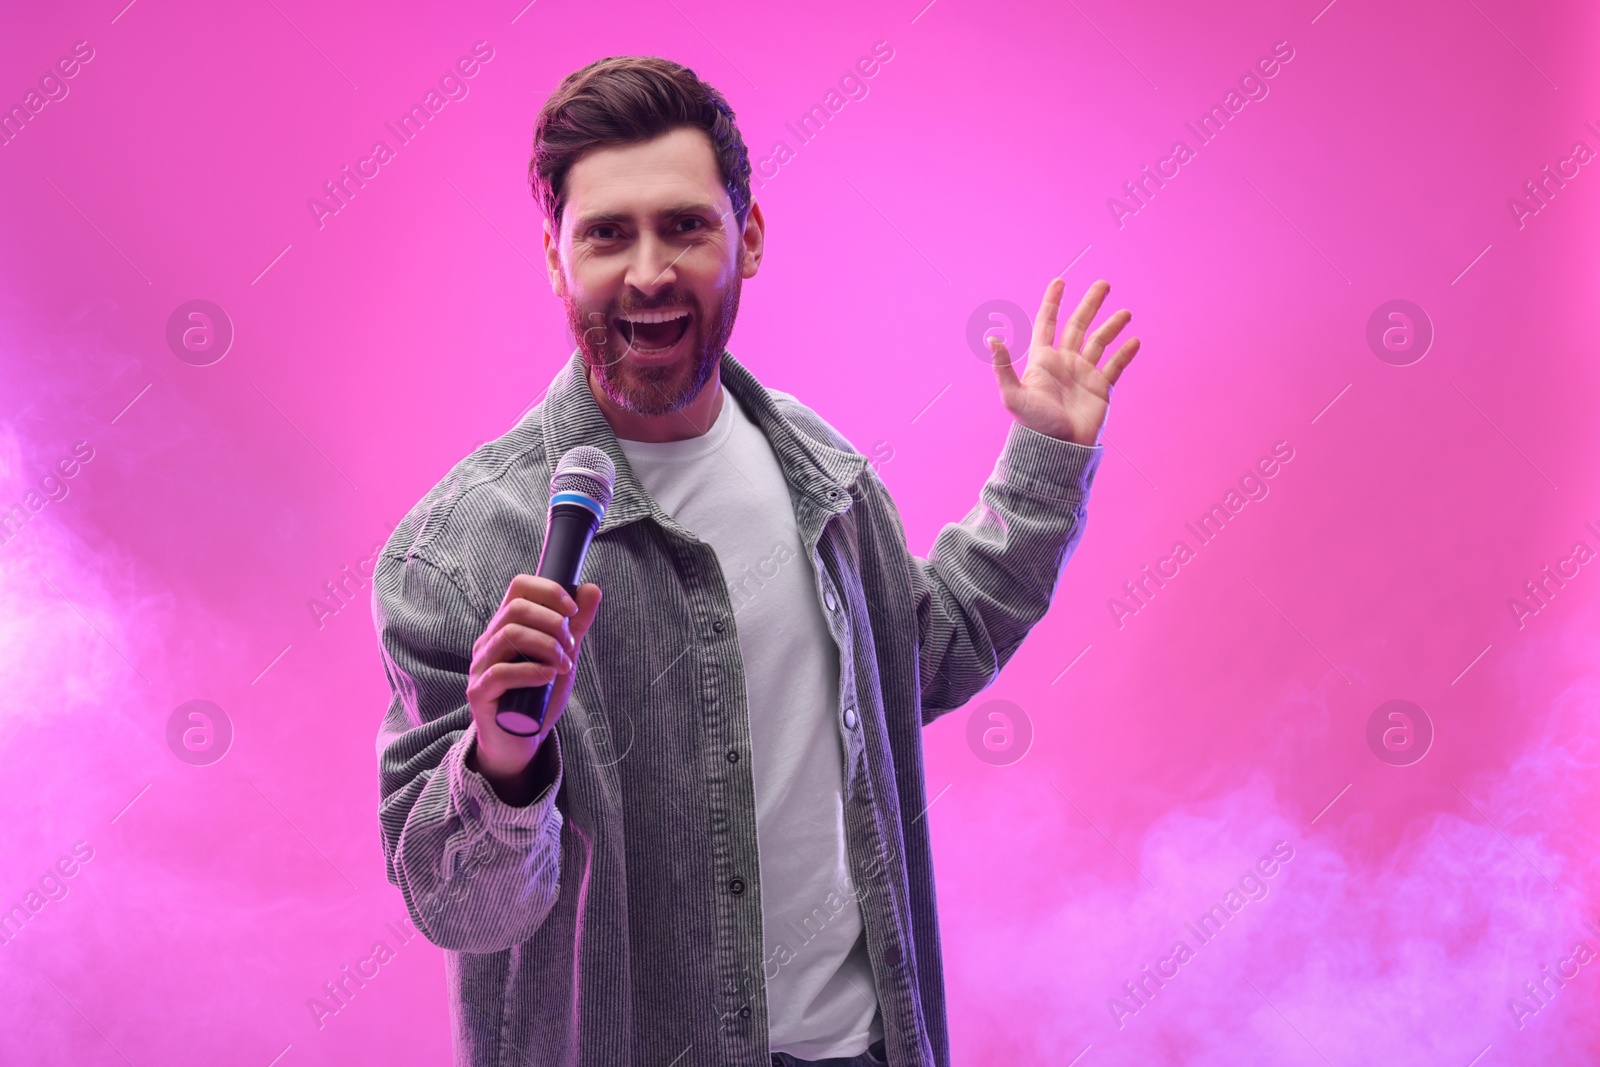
[823,588,838,612]
[712,619,726,633]
[885,944,902,967]
[843,706,858,729]
[740,1005,751,1018]
[726,750,740,763]
[729,877,746,895]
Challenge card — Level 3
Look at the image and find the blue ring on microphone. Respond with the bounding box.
[550,490,607,520]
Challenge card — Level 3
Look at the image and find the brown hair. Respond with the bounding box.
[529,56,753,235]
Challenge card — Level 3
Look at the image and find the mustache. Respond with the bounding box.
[612,297,695,315]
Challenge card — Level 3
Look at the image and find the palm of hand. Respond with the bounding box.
[988,278,1139,447]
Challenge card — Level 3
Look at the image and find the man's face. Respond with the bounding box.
[545,126,760,417]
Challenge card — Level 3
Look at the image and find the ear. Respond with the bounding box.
[739,199,765,279]
[543,218,566,297]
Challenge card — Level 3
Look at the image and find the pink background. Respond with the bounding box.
[3,0,1598,1063]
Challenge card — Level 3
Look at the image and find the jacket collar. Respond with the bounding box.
[537,348,866,535]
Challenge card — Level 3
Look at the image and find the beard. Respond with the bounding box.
[565,252,744,417]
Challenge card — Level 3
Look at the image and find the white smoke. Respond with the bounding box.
[938,598,1600,1064]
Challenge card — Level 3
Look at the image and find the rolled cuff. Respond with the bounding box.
[446,720,564,839]
[993,421,1105,503]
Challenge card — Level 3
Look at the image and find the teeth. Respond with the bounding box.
[618,309,689,325]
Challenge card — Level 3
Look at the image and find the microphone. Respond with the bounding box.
[494,445,617,738]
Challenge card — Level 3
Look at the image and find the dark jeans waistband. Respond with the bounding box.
[771,1036,887,1067]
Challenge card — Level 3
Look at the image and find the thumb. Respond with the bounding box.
[988,335,1022,400]
[570,582,603,643]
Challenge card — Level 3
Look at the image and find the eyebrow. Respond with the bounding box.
[573,201,723,229]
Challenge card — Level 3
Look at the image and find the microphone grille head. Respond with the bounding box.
[550,445,617,516]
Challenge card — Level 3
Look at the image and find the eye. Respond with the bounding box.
[676,217,706,233]
[588,225,621,241]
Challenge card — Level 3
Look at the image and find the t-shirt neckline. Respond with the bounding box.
[613,387,741,462]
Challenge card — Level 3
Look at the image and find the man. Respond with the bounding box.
[372,55,1139,1067]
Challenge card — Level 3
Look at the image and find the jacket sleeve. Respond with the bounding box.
[372,549,565,954]
[909,421,1104,718]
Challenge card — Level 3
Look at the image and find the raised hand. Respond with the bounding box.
[987,278,1140,446]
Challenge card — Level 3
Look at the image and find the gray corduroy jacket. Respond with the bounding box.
[372,349,1102,1066]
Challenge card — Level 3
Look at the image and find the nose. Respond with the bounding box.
[623,230,684,298]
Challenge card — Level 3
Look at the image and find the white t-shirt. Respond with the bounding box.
[615,387,884,1059]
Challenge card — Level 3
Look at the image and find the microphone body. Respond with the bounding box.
[495,448,615,737]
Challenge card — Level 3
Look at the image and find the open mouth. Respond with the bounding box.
[615,310,692,355]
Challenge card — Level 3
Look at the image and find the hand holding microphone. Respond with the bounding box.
[465,447,614,802]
